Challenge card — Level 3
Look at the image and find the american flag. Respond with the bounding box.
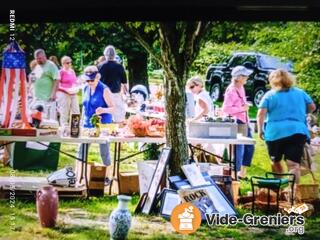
[0,41,30,128]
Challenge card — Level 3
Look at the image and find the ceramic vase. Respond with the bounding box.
[36,185,59,228]
[109,195,132,240]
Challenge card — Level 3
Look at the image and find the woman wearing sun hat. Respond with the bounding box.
[77,65,114,185]
[222,65,255,180]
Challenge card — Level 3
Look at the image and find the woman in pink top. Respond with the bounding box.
[222,65,255,180]
[56,56,80,126]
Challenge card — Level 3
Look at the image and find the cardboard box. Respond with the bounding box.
[119,171,139,195]
[296,184,319,202]
[11,128,37,136]
[76,161,106,191]
[188,121,237,139]
[231,181,240,206]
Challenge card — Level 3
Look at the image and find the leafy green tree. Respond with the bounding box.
[0,22,150,89]
[123,22,212,175]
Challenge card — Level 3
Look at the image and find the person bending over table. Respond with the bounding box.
[257,69,316,184]
[78,65,114,185]
[186,76,213,121]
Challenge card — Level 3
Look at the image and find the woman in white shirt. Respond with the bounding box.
[186,76,213,121]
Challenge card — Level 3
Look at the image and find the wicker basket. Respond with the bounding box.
[131,127,148,137]
[296,184,319,202]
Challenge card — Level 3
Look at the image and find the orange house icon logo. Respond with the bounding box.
[170,202,202,234]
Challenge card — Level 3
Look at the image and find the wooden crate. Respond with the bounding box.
[0,176,86,199]
[119,171,139,195]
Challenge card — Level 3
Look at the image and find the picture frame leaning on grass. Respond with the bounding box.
[139,147,171,214]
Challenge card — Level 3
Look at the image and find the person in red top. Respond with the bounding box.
[56,56,80,126]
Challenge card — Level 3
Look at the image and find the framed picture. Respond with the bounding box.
[160,189,181,218]
[141,147,171,214]
[134,192,148,214]
[178,183,236,220]
[168,172,214,190]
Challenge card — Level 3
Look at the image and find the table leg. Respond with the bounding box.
[83,143,90,198]
[229,144,237,180]
[79,145,84,184]
[117,143,121,194]
[233,145,238,181]
[109,142,118,195]
[229,144,232,175]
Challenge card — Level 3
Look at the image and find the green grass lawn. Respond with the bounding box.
[0,136,319,239]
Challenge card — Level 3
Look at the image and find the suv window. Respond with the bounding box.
[228,55,257,68]
[259,55,293,71]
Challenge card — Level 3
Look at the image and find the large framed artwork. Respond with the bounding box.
[141,147,171,214]
[178,183,237,220]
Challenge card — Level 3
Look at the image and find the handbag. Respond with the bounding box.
[234,88,249,137]
[237,123,248,137]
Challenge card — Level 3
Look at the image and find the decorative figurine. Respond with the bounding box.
[31,105,44,128]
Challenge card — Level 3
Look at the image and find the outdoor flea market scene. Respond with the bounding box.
[0,21,320,240]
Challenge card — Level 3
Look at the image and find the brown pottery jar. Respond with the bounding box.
[36,185,59,228]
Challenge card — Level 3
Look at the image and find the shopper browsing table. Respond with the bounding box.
[222,65,255,180]
[98,45,128,123]
[257,69,316,184]
[56,56,80,126]
[78,65,114,185]
[186,76,213,121]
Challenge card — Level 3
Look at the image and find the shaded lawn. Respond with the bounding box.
[0,195,319,240]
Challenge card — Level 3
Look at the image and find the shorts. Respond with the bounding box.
[266,134,307,164]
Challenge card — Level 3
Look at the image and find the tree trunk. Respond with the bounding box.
[120,21,212,176]
[126,51,149,92]
[164,73,189,176]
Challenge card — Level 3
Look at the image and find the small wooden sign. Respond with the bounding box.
[70,114,80,138]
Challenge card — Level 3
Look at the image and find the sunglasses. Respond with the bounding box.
[86,79,95,83]
[65,62,72,64]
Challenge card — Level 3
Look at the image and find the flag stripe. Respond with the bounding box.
[9,69,21,127]
[20,69,30,127]
[3,69,16,127]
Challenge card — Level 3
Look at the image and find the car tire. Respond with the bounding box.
[253,87,266,106]
[210,82,221,102]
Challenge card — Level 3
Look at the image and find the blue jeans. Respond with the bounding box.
[235,123,254,172]
[77,142,111,166]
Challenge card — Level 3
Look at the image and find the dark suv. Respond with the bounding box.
[205,51,293,106]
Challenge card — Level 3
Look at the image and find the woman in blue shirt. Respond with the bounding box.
[78,65,114,185]
[257,69,316,184]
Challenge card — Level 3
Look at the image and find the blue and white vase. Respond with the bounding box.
[109,195,132,240]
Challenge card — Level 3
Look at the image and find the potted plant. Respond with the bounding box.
[89,114,102,137]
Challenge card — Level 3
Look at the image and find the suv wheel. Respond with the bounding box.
[210,83,221,102]
[253,87,266,106]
